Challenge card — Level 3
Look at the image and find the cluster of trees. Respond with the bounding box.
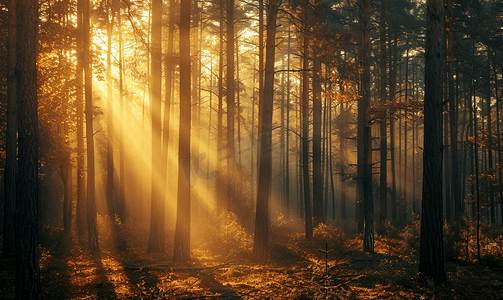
[1,0,503,296]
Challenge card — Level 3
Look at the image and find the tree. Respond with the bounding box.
[148,0,165,253]
[14,0,42,296]
[379,0,388,224]
[173,0,191,262]
[253,0,279,263]
[106,0,116,217]
[419,0,446,284]
[301,0,313,240]
[312,0,324,226]
[3,0,17,258]
[227,0,236,211]
[84,0,99,251]
[359,0,374,253]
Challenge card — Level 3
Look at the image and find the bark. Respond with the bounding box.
[312,0,323,226]
[14,0,42,297]
[419,0,446,284]
[106,0,115,217]
[84,0,99,251]
[253,0,278,263]
[148,0,165,253]
[173,0,192,262]
[379,0,388,223]
[359,0,374,253]
[446,0,461,219]
[118,7,126,221]
[76,0,87,236]
[227,0,236,210]
[3,0,17,258]
[302,1,313,240]
[216,0,225,212]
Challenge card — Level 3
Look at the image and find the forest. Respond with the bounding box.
[1,0,503,299]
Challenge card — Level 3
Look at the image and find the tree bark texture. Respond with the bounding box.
[419,0,446,284]
[148,0,165,253]
[84,0,99,251]
[359,0,374,253]
[14,0,42,297]
[3,0,17,258]
[253,0,278,263]
[174,0,191,262]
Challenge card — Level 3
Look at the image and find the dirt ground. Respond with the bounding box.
[1,219,503,299]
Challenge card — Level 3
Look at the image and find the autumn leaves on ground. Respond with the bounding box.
[1,213,502,299]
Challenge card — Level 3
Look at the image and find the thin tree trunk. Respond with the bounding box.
[173,0,191,262]
[446,0,461,219]
[106,0,115,218]
[148,0,165,253]
[216,0,225,212]
[226,0,236,211]
[360,0,374,252]
[379,0,388,223]
[84,0,99,251]
[302,1,313,240]
[76,0,86,236]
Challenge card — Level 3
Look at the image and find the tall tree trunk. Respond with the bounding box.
[494,70,503,224]
[253,0,278,263]
[216,0,225,212]
[359,0,374,253]
[379,0,388,224]
[312,0,323,226]
[15,0,42,296]
[285,27,292,217]
[446,0,461,219]
[389,33,398,223]
[106,0,115,218]
[227,0,236,211]
[486,52,495,223]
[3,0,17,258]
[76,0,86,236]
[419,0,446,284]
[118,7,126,222]
[173,0,191,262]
[162,0,175,230]
[148,0,165,253]
[84,0,99,251]
[302,1,313,240]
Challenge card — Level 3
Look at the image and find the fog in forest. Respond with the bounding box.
[1,0,503,299]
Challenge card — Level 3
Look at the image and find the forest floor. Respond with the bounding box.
[1,214,503,299]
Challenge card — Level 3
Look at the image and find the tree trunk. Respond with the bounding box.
[419,0,446,284]
[76,0,87,236]
[359,0,374,253]
[216,0,225,212]
[106,0,115,217]
[84,0,99,251]
[173,0,192,262]
[118,7,126,222]
[3,0,17,258]
[379,0,388,224]
[446,0,461,219]
[253,0,278,263]
[148,0,165,253]
[302,1,313,240]
[226,0,236,211]
[14,0,42,296]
